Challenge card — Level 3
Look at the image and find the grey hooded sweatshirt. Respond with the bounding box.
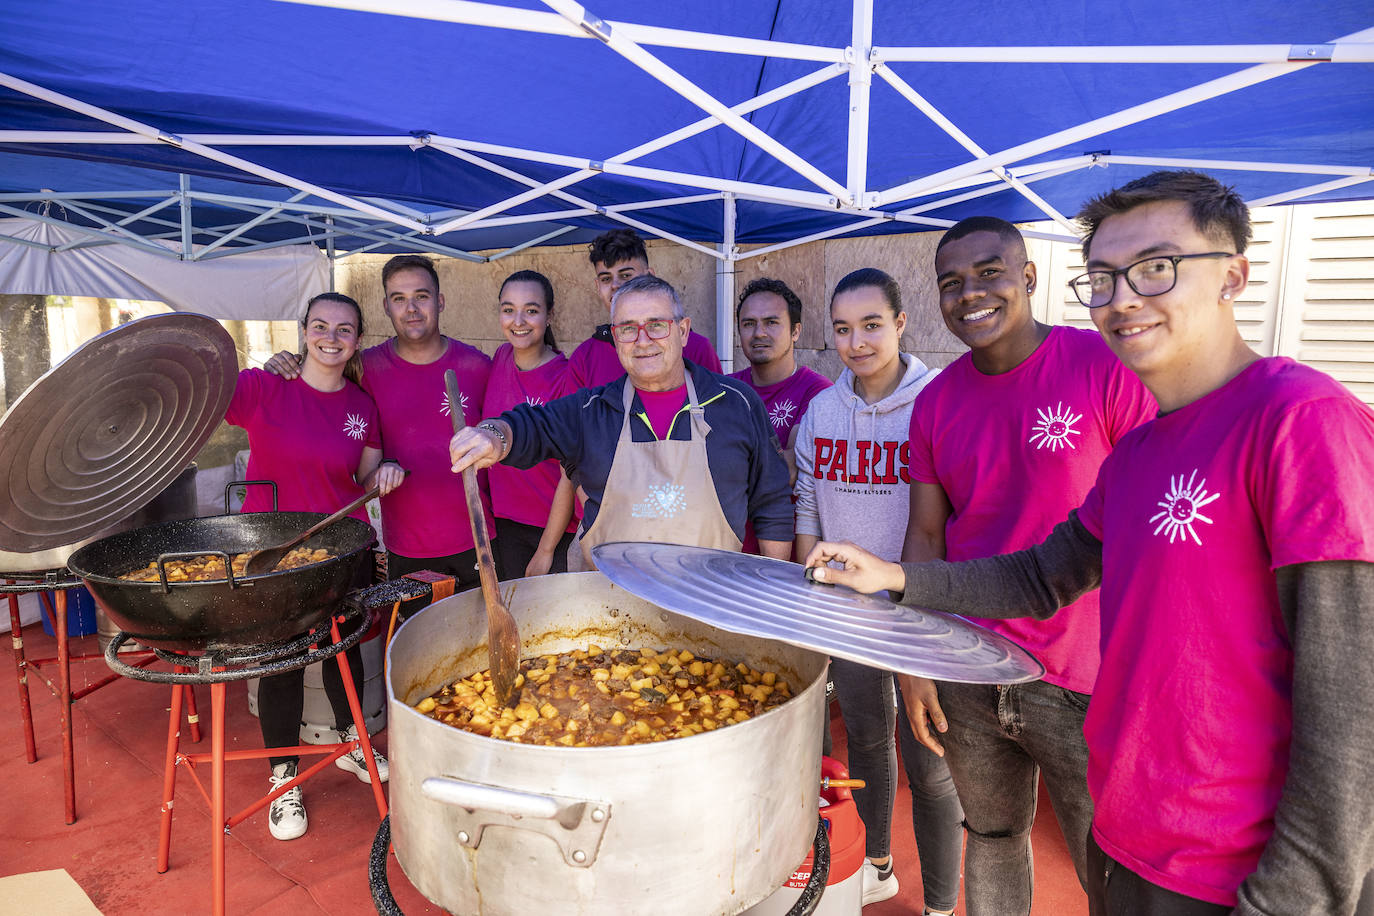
[793,353,938,561]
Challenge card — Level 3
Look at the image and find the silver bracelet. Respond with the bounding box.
[477,421,508,455]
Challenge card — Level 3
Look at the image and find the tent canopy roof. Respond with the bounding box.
[1,0,1371,263]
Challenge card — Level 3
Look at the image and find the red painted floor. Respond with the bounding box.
[1,626,1085,914]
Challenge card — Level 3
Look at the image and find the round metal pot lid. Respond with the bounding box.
[591,542,1044,684]
[0,312,237,552]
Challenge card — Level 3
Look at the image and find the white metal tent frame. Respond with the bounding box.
[2,0,1372,366]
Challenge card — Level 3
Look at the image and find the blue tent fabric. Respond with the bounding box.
[1,0,1371,251]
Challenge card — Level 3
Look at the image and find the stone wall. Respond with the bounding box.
[330,229,1000,380]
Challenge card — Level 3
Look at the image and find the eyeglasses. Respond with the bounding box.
[612,318,677,343]
[1068,252,1234,308]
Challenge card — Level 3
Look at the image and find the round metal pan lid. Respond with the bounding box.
[591,542,1044,684]
[0,312,237,551]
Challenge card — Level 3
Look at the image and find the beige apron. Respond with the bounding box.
[572,375,742,571]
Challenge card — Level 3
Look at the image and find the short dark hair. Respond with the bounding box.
[737,277,803,328]
[936,216,1027,260]
[611,273,684,320]
[381,254,441,294]
[831,267,902,318]
[499,269,559,352]
[303,292,364,384]
[1077,170,1252,259]
[589,228,648,269]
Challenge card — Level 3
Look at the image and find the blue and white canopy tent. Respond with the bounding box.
[1,0,1371,332]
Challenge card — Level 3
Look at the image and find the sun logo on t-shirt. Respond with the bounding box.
[343,413,368,441]
[769,399,798,430]
[1028,402,1083,451]
[1150,469,1221,545]
[439,390,470,419]
[525,395,545,407]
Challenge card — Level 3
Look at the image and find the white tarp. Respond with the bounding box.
[0,218,329,320]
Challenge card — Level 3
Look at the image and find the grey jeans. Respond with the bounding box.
[831,657,965,913]
[936,678,1095,916]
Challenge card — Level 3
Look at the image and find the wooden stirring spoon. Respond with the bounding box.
[444,369,521,707]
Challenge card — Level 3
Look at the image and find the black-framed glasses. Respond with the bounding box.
[612,318,677,343]
[1068,251,1234,308]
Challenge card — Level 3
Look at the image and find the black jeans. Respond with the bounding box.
[830,657,965,912]
[1087,832,1230,916]
[387,548,482,619]
[493,517,574,580]
[258,641,364,769]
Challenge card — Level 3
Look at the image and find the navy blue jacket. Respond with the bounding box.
[500,360,794,543]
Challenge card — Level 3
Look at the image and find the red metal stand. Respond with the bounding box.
[156,612,387,916]
[4,578,200,824]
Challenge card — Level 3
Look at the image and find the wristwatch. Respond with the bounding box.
[477,421,508,455]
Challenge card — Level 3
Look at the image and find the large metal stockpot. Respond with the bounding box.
[387,571,829,916]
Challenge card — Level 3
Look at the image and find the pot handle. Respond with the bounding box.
[419,776,611,867]
[421,777,560,819]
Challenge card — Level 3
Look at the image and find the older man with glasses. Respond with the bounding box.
[450,274,794,570]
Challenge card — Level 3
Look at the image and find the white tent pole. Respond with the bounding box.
[734,163,1089,262]
[0,70,431,234]
[1097,154,1373,176]
[873,42,1374,64]
[431,63,843,235]
[448,194,722,233]
[326,214,336,289]
[0,232,54,251]
[488,226,577,261]
[540,0,850,202]
[1249,174,1374,207]
[0,125,839,211]
[198,191,314,256]
[0,201,177,257]
[279,0,844,61]
[426,135,837,210]
[873,64,1076,231]
[53,198,186,256]
[717,192,737,374]
[178,174,193,258]
[846,0,874,203]
[872,25,1374,207]
[54,196,179,251]
[432,143,726,259]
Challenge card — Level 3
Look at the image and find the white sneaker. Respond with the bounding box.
[335,725,389,783]
[861,859,899,906]
[268,762,308,841]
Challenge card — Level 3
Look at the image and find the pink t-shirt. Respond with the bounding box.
[730,365,832,555]
[635,385,688,439]
[360,338,493,558]
[908,326,1156,693]
[729,365,832,447]
[226,368,380,522]
[1077,357,1374,905]
[483,343,575,532]
[561,330,722,394]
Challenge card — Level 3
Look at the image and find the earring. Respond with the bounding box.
[1222,293,1231,300]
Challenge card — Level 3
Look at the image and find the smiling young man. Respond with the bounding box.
[900,217,1155,916]
[560,228,721,392]
[450,274,793,569]
[266,255,493,594]
[805,171,1374,916]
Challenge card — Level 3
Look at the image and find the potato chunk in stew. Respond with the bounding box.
[118,546,332,582]
[413,645,792,746]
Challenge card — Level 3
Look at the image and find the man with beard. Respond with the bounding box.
[729,277,831,554]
